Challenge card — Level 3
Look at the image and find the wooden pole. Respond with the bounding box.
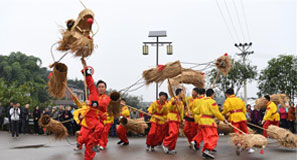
[81,57,88,101]
[211,71,220,88]
[122,103,167,122]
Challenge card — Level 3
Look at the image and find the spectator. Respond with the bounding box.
[57,105,64,121]
[130,108,139,119]
[9,104,20,137]
[21,104,30,134]
[7,102,14,132]
[0,103,5,130]
[279,107,288,129]
[43,107,51,116]
[50,107,59,120]
[33,106,41,134]
[246,104,252,122]
[251,106,262,133]
[288,102,296,133]
[63,106,73,135]
[16,103,23,133]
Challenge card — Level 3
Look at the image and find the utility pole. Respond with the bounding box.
[235,42,254,105]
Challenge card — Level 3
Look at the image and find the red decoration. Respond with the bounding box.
[88,35,91,39]
[48,72,53,79]
[157,65,165,71]
[201,72,205,75]
[260,149,264,154]
[86,18,93,24]
[224,53,228,56]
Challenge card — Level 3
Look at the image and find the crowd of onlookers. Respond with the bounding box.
[0,101,296,138]
[245,102,296,133]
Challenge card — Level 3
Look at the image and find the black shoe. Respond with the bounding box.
[73,143,81,151]
[16,134,19,137]
[92,145,100,152]
[202,150,215,159]
[211,149,217,153]
[151,146,155,151]
[123,142,129,146]
[117,140,123,145]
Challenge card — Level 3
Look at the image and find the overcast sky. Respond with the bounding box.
[0,0,296,103]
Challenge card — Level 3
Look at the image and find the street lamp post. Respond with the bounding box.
[143,31,173,100]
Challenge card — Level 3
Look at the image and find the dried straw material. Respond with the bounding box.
[167,79,179,98]
[255,94,290,109]
[215,55,232,76]
[57,9,95,57]
[48,62,68,99]
[230,133,268,149]
[170,68,205,87]
[107,91,121,118]
[217,121,255,134]
[143,61,182,85]
[120,117,148,134]
[38,115,68,140]
[267,125,297,148]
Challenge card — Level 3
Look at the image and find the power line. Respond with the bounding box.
[232,0,246,41]
[240,0,251,41]
[223,0,240,42]
[215,0,236,43]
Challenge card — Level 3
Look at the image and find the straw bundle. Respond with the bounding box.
[179,123,185,137]
[215,54,232,76]
[170,68,205,88]
[255,94,289,109]
[230,133,268,149]
[143,61,182,85]
[217,121,255,134]
[48,62,68,99]
[267,125,297,148]
[39,115,68,140]
[120,117,148,134]
[107,91,121,118]
[57,9,95,57]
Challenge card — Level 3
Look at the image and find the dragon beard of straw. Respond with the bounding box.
[255,94,290,109]
[230,133,268,149]
[57,9,95,58]
[107,91,121,118]
[143,60,182,85]
[120,117,148,134]
[215,55,232,76]
[38,115,68,140]
[48,62,68,99]
[267,125,297,148]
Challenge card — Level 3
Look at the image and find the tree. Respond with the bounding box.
[258,55,297,101]
[208,59,257,96]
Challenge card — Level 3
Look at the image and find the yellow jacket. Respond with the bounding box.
[72,98,89,128]
[104,112,114,125]
[184,96,198,118]
[121,106,130,118]
[192,96,205,124]
[167,97,184,122]
[147,100,168,125]
[222,95,247,123]
[264,101,280,122]
[198,97,225,127]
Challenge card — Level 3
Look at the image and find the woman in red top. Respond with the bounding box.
[279,107,288,129]
[288,102,296,133]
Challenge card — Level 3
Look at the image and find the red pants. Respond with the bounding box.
[184,120,197,143]
[146,123,163,146]
[76,126,95,160]
[85,116,104,147]
[117,124,129,143]
[232,121,248,134]
[99,123,112,148]
[160,123,169,144]
[163,121,179,150]
[263,120,279,138]
[201,127,219,152]
[192,124,203,148]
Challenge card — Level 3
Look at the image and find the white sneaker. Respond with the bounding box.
[247,148,255,154]
[162,145,169,154]
[168,150,177,154]
[146,146,151,151]
[99,146,105,150]
[190,141,196,151]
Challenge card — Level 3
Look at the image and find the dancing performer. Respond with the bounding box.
[117,99,131,145]
[262,95,280,138]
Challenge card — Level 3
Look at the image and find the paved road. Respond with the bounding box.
[0,131,296,160]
